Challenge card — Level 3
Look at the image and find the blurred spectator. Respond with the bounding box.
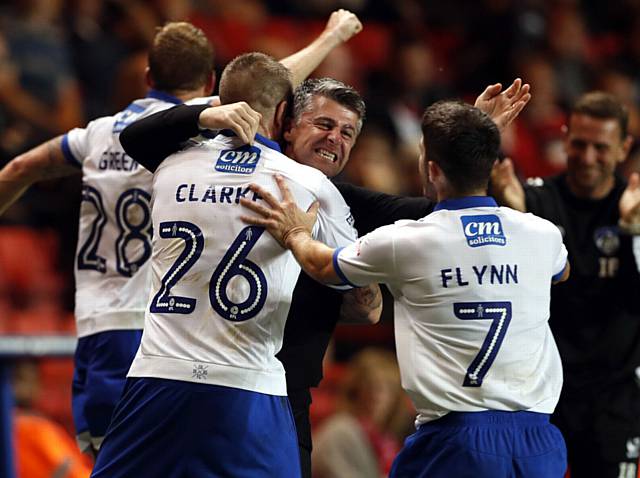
[376,38,449,167]
[12,360,92,478]
[341,126,410,195]
[503,53,567,179]
[312,348,411,478]
[546,4,592,108]
[0,0,83,155]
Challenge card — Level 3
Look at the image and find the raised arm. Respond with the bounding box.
[0,136,78,215]
[280,9,362,88]
[120,102,261,172]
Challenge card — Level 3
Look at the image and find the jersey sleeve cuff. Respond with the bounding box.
[61,134,81,168]
[332,247,359,288]
[552,261,568,282]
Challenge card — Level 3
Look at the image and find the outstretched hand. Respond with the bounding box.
[240,174,319,248]
[324,9,363,43]
[475,78,531,132]
[619,172,640,231]
[198,102,261,145]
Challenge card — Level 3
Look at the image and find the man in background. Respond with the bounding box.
[492,91,640,478]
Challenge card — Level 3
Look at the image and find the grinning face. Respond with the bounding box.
[283,95,359,178]
[565,113,630,199]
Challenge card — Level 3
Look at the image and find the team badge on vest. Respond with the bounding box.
[460,215,506,247]
[594,226,619,256]
[215,145,261,174]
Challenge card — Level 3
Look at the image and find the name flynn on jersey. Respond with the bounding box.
[175,183,262,205]
[440,264,518,288]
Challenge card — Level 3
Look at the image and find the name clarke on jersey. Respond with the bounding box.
[175,183,262,205]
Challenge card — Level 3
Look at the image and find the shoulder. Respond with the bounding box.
[500,206,562,238]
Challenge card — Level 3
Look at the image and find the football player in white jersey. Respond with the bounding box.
[0,12,364,460]
[242,100,572,478]
[90,52,359,478]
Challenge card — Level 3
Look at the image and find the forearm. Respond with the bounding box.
[0,137,74,214]
[280,31,344,88]
[120,104,207,172]
[339,284,382,324]
[287,231,340,285]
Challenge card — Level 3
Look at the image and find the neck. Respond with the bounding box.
[435,185,487,203]
[566,175,615,200]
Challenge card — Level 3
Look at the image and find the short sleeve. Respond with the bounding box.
[313,178,357,249]
[61,127,88,168]
[334,225,397,287]
[549,224,568,281]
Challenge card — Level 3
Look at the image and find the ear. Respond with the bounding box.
[621,134,634,162]
[274,100,288,136]
[427,160,440,184]
[283,116,295,142]
[145,67,154,89]
[205,72,216,96]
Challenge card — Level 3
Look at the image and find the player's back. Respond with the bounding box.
[362,197,567,424]
[129,131,356,396]
[63,92,188,338]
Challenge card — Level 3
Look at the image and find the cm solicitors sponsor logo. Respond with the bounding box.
[460,214,506,247]
[215,145,261,174]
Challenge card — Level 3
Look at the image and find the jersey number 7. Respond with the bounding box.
[453,301,512,387]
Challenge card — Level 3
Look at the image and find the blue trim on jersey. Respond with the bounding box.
[434,196,498,211]
[332,247,359,288]
[218,129,282,153]
[146,89,182,104]
[200,129,218,139]
[61,134,81,168]
[552,261,568,282]
[254,133,281,152]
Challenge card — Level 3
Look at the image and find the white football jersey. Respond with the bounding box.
[63,90,195,337]
[335,196,567,425]
[127,131,357,395]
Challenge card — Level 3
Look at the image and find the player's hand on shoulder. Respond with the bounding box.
[198,102,261,145]
[241,174,319,249]
[325,9,363,43]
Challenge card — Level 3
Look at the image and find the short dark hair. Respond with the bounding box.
[293,78,366,134]
[421,101,500,194]
[148,22,215,93]
[572,91,629,139]
[219,52,292,118]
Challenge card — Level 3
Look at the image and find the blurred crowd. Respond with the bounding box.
[0,0,638,474]
[1,0,640,314]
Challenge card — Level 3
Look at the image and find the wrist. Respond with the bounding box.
[282,226,311,249]
[319,30,342,48]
